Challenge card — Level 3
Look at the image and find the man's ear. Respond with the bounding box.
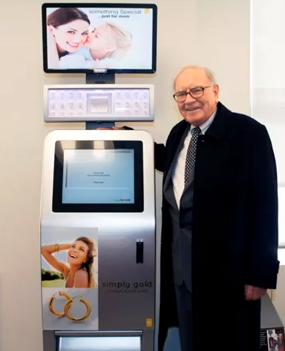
[214,84,220,102]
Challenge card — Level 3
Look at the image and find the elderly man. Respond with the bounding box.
[157,65,279,351]
[99,65,279,351]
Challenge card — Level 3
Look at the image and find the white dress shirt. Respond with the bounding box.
[172,110,217,208]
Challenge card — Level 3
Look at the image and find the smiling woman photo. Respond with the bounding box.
[46,7,91,68]
[41,236,97,288]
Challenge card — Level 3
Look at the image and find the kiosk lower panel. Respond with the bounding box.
[43,330,153,351]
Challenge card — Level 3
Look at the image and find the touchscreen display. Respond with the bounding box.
[62,149,134,204]
[52,140,143,213]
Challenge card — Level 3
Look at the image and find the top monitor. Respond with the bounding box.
[42,3,157,74]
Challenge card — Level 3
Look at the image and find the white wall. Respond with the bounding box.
[0,1,281,351]
[251,0,285,247]
[250,0,285,327]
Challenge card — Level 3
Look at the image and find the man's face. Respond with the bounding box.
[174,68,219,126]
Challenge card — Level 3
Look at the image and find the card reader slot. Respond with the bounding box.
[136,239,144,264]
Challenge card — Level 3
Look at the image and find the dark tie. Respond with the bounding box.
[184,126,201,184]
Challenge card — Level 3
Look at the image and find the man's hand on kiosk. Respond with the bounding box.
[96,126,123,130]
[244,284,267,301]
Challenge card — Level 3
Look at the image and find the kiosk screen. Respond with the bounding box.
[52,140,143,212]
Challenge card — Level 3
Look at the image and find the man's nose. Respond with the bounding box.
[184,92,196,103]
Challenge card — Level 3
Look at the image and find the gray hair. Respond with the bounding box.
[173,65,216,90]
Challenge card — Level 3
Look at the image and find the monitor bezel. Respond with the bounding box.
[42,3,158,74]
[52,140,144,213]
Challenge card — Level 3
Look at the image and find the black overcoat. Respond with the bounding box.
[157,102,279,351]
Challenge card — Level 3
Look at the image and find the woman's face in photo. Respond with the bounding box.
[67,240,89,266]
[51,20,89,53]
[85,24,116,52]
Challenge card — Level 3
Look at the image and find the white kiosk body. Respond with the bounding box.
[40,129,156,351]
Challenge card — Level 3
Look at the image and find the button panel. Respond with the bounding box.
[46,88,151,120]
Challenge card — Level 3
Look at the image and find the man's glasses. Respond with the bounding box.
[173,85,212,102]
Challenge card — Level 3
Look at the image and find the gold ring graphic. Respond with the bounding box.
[64,297,91,322]
[48,291,91,322]
[49,291,71,317]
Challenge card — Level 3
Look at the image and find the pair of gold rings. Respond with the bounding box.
[49,291,91,322]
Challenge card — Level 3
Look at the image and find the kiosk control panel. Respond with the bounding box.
[43,84,154,122]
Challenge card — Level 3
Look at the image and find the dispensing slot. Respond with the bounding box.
[56,331,142,351]
[136,239,144,264]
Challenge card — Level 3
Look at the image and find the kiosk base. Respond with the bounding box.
[40,130,156,351]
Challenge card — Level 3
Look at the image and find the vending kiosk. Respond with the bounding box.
[40,129,156,351]
[40,2,158,349]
